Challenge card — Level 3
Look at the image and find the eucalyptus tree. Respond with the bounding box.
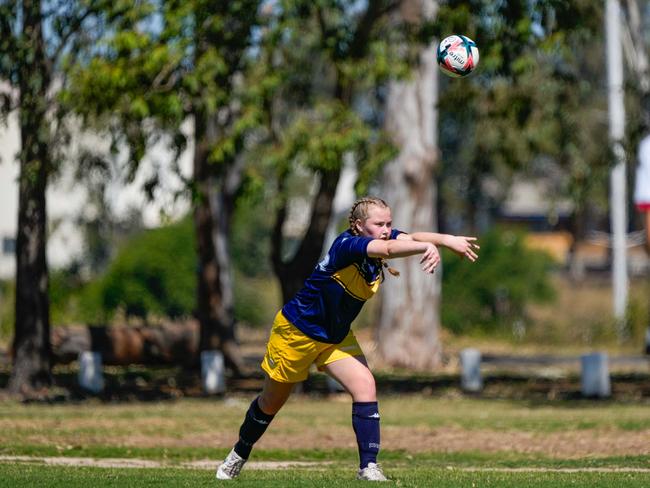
[65,0,262,374]
[376,0,443,369]
[436,0,608,237]
[0,0,119,395]
[256,0,421,303]
[377,0,610,368]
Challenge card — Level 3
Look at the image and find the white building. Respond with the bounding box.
[0,110,193,280]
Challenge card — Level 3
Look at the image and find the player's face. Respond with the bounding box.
[356,205,392,240]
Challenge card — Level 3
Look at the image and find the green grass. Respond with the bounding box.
[1,446,650,470]
[0,463,649,487]
[0,395,649,486]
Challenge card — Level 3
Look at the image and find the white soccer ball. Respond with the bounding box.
[436,34,479,78]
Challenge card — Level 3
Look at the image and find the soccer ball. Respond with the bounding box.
[436,35,479,78]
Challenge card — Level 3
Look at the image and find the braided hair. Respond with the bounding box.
[348,197,400,279]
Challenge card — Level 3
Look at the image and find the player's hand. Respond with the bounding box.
[446,236,480,262]
[420,243,440,274]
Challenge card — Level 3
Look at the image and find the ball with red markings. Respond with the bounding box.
[436,35,479,78]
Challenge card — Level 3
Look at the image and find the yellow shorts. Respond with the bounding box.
[261,311,364,383]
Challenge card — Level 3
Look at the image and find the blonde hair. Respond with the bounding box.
[348,197,400,278]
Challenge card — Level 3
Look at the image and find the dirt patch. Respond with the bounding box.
[0,455,328,470]
[383,426,650,458]
[250,426,650,458]
[17,426,648,459]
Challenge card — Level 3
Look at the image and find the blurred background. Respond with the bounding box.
[0,0,648,399]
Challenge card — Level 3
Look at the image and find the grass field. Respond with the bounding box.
[2,463,650,487]
[0,394,649,486]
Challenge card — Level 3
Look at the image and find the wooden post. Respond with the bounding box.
[460,348,482,392]
[78,351,104,393]
[581,352,611,398]
[201,350,225,394]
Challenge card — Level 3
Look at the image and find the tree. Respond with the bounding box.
[435,0,608,236]
[258,0,411,303]
[376,0,611,368]
[376,0,443,369]
[0,0,115,395]
[622,0,650,113]
[65,1,262,375]
[0,0,52,394]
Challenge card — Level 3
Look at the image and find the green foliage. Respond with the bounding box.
[233,271,280,328]
[264,100,397,188]
[436,1,611,230]
[63,0,264,177]
[48,207,278,327]
[626,287,650,347]
[96,218,197,320]
[441,228,555,334]
[50,269,118,326]
[230,193,274,277]
[0,280,14,342]
[248,1,419,288]
[254,1,423,180]
[49,269,85,325]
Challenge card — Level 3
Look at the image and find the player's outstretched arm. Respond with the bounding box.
[367,239,440,273]
[405,232,480,262]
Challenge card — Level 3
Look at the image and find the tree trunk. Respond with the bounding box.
[193,113,244,375]
[8,0,53,395]
[376,0,441,370]
[271,168,341,303]
[268,1,394,305]
[623,0,650,97]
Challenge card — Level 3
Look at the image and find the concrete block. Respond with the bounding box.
[581,352,611,398]
[201,350,226,394]
[78,351,104,393]
[460,348,482,392]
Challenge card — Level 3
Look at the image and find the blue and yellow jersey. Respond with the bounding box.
[281,229,402,344]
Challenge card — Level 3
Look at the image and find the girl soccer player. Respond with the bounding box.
[217,196,479,481]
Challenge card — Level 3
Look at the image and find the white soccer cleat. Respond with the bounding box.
[357,462,388,481]
[216,449,246,480]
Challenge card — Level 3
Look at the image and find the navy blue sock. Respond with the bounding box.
[234,397,275,459]
[352,401,380,469]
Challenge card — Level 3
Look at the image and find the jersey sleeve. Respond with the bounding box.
[390,229,405,239]
[328,235,374,270]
